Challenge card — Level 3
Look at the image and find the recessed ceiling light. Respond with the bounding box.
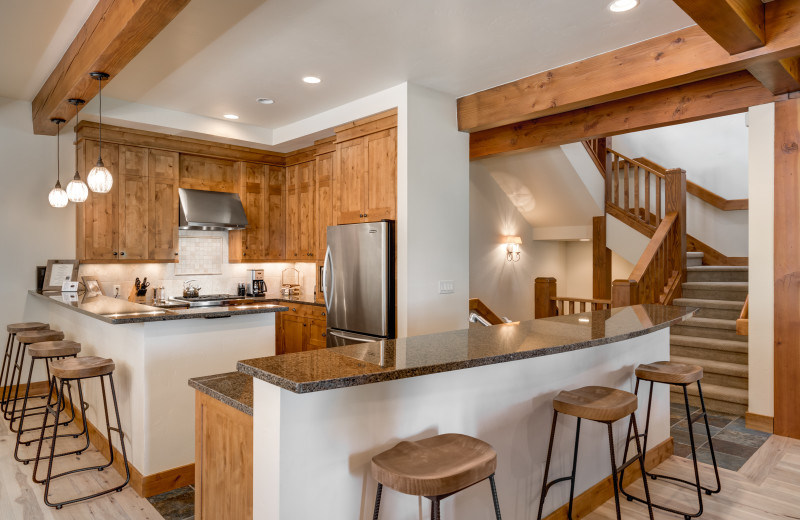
[609,0,639,12]
[579,238,591,242]
[223,114,239,120]
[303,76,322,84]
[257,98,274,105]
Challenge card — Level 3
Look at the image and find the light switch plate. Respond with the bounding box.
[438,280,455,294]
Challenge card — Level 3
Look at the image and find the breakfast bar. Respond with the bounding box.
[233,304,695,519]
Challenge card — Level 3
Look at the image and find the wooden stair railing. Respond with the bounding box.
[606,149,669,229]
[736,295,749,336]
[534,278,611,318]
[612,212,684,307]
[582,137,608,178]
[468,298,505,325]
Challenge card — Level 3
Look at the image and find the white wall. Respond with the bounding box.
[561,241,635,299]
[1,97,76,326]
[747,103,774,418]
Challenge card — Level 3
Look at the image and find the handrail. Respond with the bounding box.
[629,213,677,281]
[468,298,505,326]
[582,138,607,178]
[736,295,749,336]
[551,296,612,316]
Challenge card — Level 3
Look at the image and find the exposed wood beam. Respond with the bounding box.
[748,57,800,94]
[672,0,765,54]
[470,71,778,160]
[457,0,800,133]
[32,0,191,135]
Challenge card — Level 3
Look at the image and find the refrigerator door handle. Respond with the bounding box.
[322,245,333,310]
[328,330,380,343]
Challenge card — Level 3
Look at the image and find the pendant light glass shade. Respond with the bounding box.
[49,180,68,208]
[66,172,89,202]
[88,71,113,193]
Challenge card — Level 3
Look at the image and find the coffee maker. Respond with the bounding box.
[249,269,266,297]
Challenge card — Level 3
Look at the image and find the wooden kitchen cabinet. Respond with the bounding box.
[285,161,316,260]
[241,162,267,259]
[229,163,286,262]
[77,139,119,261]
[118,146,149,260]
[179,154,237,192]
[315,147,334,260]
[275,304,328,355]
[148,149,180,261]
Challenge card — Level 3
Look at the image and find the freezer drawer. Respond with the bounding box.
[326,328,386,348]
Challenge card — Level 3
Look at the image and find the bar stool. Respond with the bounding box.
[1,322,49,414]
[537,386,654,520]
[619,361,721,520]
[14,340,87,465]
[33,356,130,509]
[371,433,502,519]
[6,329,64,428]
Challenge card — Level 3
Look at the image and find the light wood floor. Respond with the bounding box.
[0,401,161,520]
[587,435,800,519]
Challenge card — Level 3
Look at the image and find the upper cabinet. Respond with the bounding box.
[333,110,397,225]
[77,140,119,261]
[286,158,316,260]
[229,163,286,262]
[148,149,180,261]
[315,137,335,261]
[180,155,237,193]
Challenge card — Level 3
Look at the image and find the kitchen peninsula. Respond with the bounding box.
[191,304,695,519]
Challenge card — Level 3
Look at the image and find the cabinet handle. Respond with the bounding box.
[303,323,307,327]
[321,312,326,316]
[113,252,118,256]
[120,251,126,256]
[363,214,368,218]
[174,252,179,256]
[322,333,326,337]
[292,308,297,312]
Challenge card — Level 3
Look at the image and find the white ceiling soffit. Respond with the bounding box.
[95,0,693,142]
[473,147,604,230]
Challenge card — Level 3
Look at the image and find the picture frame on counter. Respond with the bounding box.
[43,259,79,292]
[82,275,102,297]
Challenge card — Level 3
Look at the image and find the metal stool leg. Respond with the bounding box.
[489,474,502,520]
[372,482,382,520]
[4,340,25,422]
[607,424,623,520]
[431,497,440,520]
[697,381,721,495]
[0,332,14,411]
[630,414,655,520]
[537,411,580,520]
[537,410,558,520]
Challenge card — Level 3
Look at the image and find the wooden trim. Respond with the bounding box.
[534,278,559,318]
[0,380,51,398]
[582,138,607,178]
[334,113,398,144]
[469,71,778,160]
[333,108,398,133]
[468,298,504,325]
[629,213,678,281]
[32,0,191,135]
[76,121,286,166]
[543,437,674,520]
[672,0,765,55]
[606,202,655,239]
[745,412,774,434]
[592,216,611,299]
[458,0,800,133]
[313,136,336,155]
[737,295,750,335]
[687,234,749,266]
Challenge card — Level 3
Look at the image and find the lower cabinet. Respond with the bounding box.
[276,304,327,355]
[194,391,253,520]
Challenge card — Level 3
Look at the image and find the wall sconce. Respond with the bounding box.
[503,235,522,262]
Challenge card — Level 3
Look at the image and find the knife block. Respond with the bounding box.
[128,286,149,303]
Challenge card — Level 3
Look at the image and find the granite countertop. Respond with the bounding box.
[189,372,253,416]
[29,290,289,324]
[238,304,697,394]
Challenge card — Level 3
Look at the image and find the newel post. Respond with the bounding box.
[665,167,687,277]
[534,277,558,318]
[611,279,639,308]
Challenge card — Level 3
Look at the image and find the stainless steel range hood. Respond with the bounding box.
[178,188,248,231]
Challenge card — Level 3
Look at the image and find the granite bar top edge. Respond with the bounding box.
[28,290,289,324]
[188,372,253,416]
[238,306,697,394]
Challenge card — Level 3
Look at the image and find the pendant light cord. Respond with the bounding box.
[97,75,102,161]
[74,102,80,173]
[56,121,61,183]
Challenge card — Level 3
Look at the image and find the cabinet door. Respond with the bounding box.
[242,162,266,260]
[334,138,367,225]
[266,166,286,259]
[297,161,316,259]
[285,164,300,260]
[179,155,237,192]
[81,140,119,261]
[306,317,327,351]
[148,150,179,261]
[315,152,334,260]
[118,146,149,261]
[279,314,306,355]
[365,127,397,221]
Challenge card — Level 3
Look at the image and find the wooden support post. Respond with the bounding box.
[534,277,558,318]
[611,279,638,308]
[665,167,688,280]
[774,97,800,439]
[592,216,612,300]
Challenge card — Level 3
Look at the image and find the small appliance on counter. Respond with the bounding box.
[280,267,301,295]
[249,269,266,297]
[183,280,201,298]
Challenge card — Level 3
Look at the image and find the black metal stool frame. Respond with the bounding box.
[537,410,655,520]
[32,371,130,509]
[5,340,53,426]
[372,474,502,520]
[0,330,19,413]
[14,354,87,464]
[619,378,721,520]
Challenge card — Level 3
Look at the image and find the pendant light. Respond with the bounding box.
[48,118,68,208]
[86,72,113,193]
[66,98,89,202]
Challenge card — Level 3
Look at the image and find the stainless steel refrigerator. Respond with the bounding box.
[322,221,395,347]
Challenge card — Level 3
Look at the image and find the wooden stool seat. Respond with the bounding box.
[371,433,497,497]
[635,361,703,385]
[16,330,64,345]
[553,386,637,423]
[28,341,81,359]
[50,357,114,379]
[7,322,49,334]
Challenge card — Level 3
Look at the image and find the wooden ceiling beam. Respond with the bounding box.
[748,57,800,94]
[31,0,191,135]
[457,0,800,133]
[672,0,765,54]
[469,71,778,160]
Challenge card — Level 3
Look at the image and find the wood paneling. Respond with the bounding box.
[592,216,611,300]
[470,71,777,160]
[335,112,398,143]
[31,0,191,135]
[195,391,253,520]
[179,155,237,193]
[315,151,334,260]
[458,0,800,132]
[672,0,765,54]
[774,97,800,439]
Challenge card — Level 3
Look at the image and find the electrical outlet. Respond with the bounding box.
[113,285,121,298]
[438,280,455,294]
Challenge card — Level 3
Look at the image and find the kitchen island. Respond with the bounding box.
[23,290,289,496]
[232,304,694,519]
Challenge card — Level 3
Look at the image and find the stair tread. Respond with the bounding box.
[682,317,738,330]
[670,356,748,377]
[670,334,748,353]
[682,281,749,290]
[687,266,749,272]
[687,252,704,258]
[671,382,748,405]
[673,298,744,310]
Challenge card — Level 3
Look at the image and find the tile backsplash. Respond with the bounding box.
[79,230,318,300]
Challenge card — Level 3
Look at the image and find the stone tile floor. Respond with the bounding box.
[147,404,772,520]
